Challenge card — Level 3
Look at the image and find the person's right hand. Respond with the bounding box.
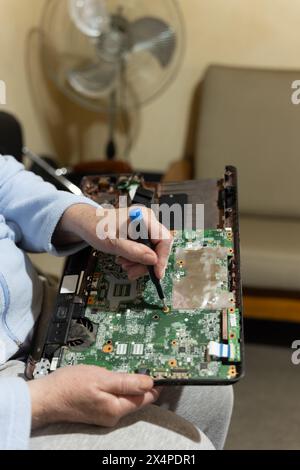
[28,365,159,430]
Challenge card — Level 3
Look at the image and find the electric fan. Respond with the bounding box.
[40,0,185,160]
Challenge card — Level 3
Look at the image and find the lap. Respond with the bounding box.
[1,360,217,450]
[30,406,214,450]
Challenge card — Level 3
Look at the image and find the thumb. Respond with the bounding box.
[104,238,158,266]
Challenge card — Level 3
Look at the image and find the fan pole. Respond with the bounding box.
[106,91,117,160]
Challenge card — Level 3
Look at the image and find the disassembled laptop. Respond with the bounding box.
[27,167,243,385]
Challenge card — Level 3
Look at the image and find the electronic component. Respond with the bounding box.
[31,169,243,385]
[116,343,127,355]
[55,229,241,383]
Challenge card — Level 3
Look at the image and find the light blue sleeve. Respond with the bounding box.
[0,156,99,255]
[0,377,31,450]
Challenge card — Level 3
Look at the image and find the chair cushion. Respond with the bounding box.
[195,65,300,218]
[240,215,300,290]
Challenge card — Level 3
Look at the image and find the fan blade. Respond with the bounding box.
[130,17,176,68]
[69,0,110,38]
[67,60,119,99]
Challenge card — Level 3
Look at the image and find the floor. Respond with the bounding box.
[225,343,300,450]
[28,254,300,450]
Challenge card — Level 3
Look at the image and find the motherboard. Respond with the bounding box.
[56,228,241,383]
[29,169,243,384]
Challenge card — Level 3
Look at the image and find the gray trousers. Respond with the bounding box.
[1,360,233,451]
[4,276,233,450]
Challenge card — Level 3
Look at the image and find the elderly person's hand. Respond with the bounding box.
[53,204,173,280]
[29,366,159,429]
[32,203,172,429]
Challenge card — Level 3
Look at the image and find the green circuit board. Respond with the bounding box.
[58,229,241,382]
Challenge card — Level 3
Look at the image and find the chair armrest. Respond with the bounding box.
[163,160,193,182]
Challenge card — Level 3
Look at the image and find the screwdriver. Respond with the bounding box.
[129,208,169,312]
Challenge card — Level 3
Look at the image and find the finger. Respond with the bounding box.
[99,370,154,396]
[148,210,172,246]
[103,238,157,266]
[145,211,173,279]
[118,258,166,282]
[127,265,149,280]
[117,389,160,417]
[117,258,149,279]
[116,213,172,279]
[118,260,147,275]
[122,263,138,272]
[116,257,139,267]
[116,257,136,267]
[153,237,173,279]
[122,261,137,269]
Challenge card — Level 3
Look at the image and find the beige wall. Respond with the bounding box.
[1,0,300,172]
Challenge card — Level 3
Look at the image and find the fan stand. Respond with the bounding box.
[71,87,133,176]
[106,90,118,161]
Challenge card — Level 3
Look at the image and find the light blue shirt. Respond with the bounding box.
[0,156,98,450]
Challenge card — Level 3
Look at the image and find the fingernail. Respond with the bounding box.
[139,377,153,391]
